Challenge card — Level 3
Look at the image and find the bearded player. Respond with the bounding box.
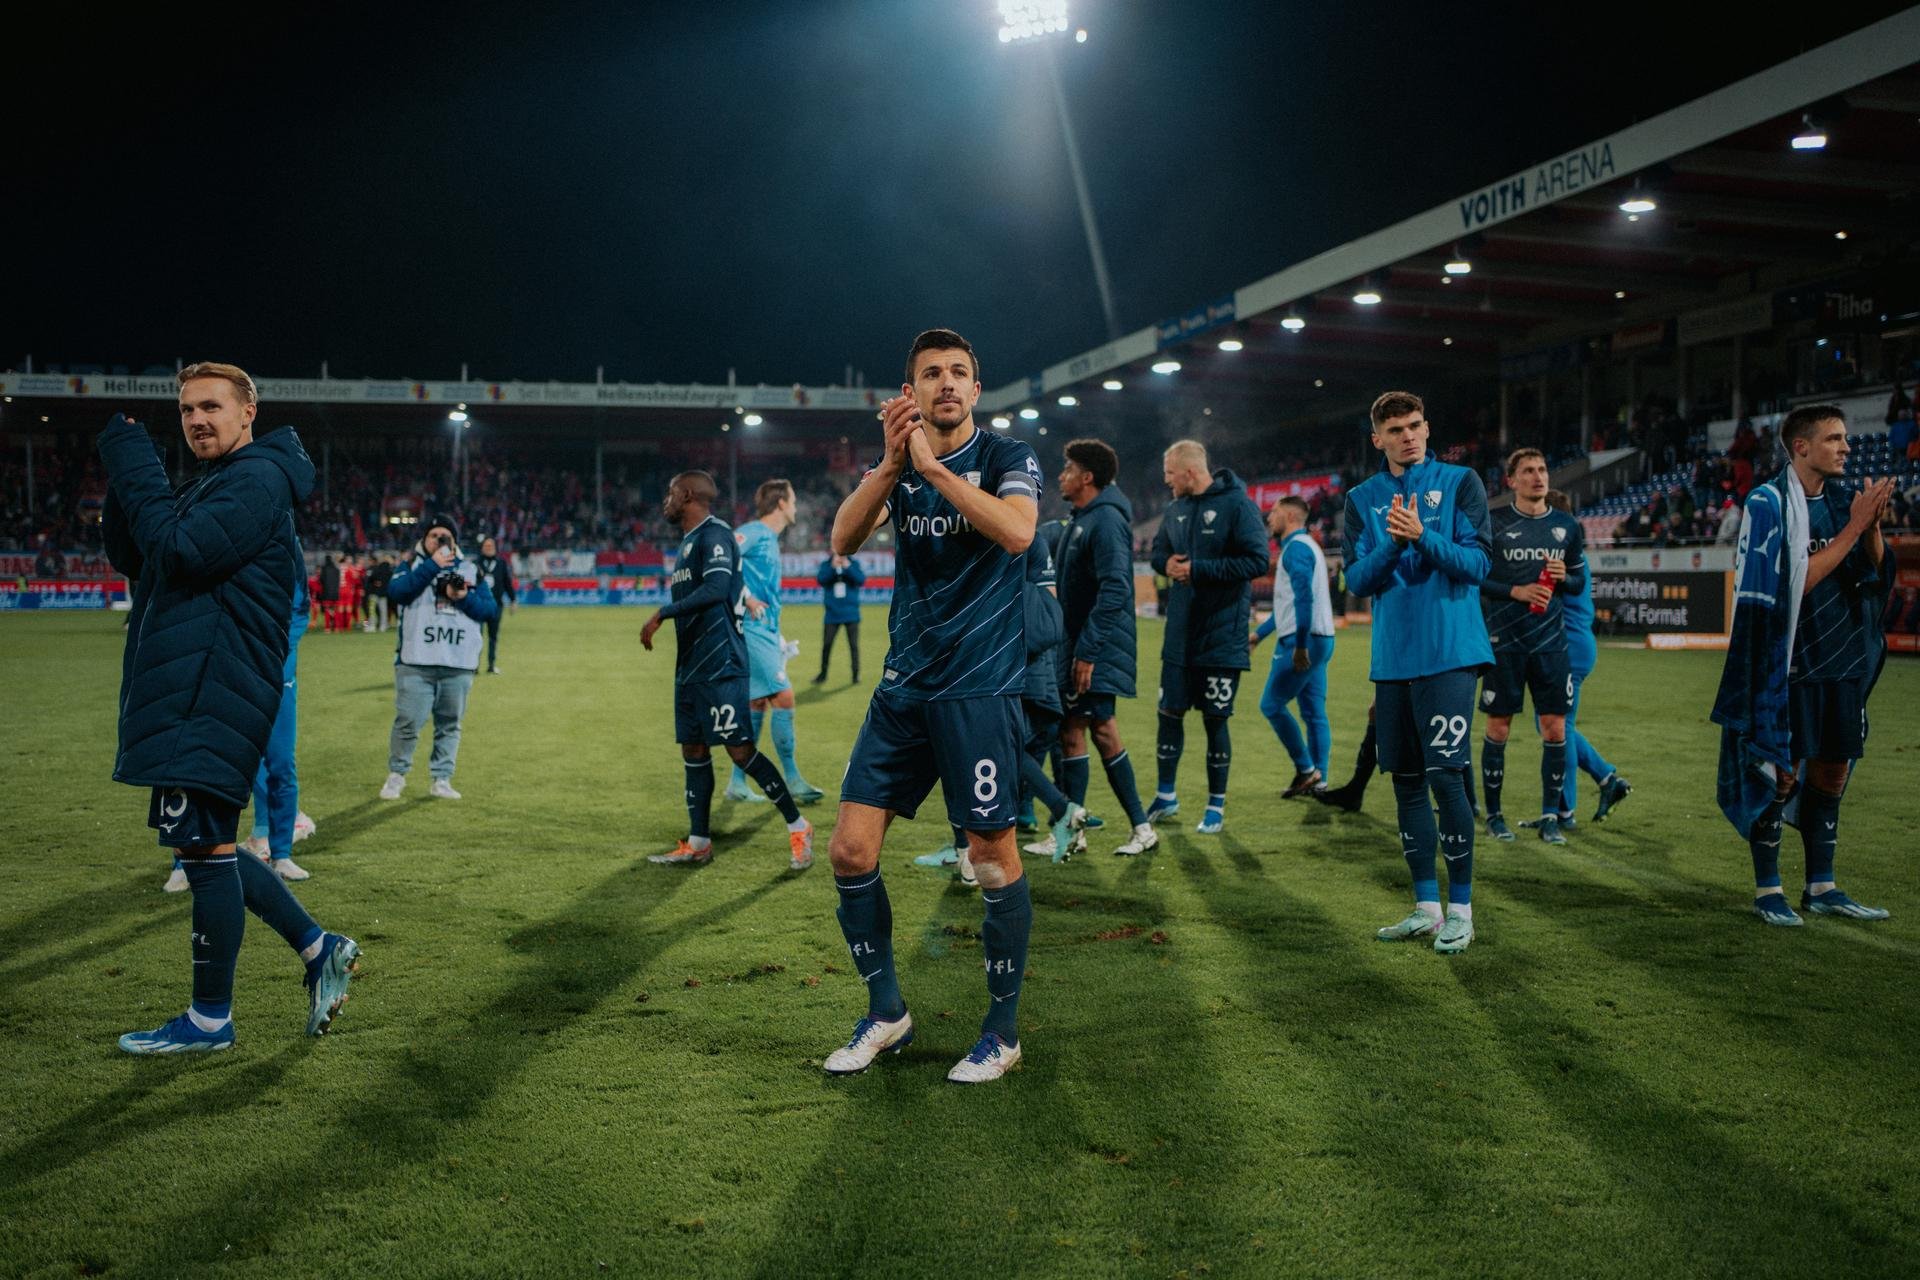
[822,328,1041,1084]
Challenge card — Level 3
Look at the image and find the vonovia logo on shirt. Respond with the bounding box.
[1424,490,1442,509]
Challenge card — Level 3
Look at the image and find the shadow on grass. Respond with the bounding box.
[61,863,787,1270]
[0,871,165,971]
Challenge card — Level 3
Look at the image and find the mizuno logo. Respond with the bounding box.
[1372,505,1391,515]
[903,482,923,494]
[1505,530,1524,539]
[972,805,994,817]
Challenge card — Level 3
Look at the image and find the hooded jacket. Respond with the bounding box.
[1149,468,1269,670]
[98,416,316,806]
[1058,484,1137,697]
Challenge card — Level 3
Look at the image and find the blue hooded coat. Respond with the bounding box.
[1149,468,1269,670]
[99,415,317,807]
[1058,484,1137,697]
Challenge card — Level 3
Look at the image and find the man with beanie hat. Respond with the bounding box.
[380,514,498,800]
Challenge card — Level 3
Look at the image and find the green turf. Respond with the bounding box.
[2,607,1916,1278]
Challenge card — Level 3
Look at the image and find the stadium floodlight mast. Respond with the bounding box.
[997,2,1121,342]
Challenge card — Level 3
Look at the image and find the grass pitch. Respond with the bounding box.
[2,606,1916,1279]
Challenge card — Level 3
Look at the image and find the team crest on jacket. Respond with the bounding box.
[1425,490,1442,509]
[1552,526,1567,542]
[964,470,982,487]
[1203,509,1217,525]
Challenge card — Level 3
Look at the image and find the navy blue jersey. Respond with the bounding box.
[875,428,1042,700]
[1792,482,1874,682]
[663,515,747,685]
[1481,505,1586,655]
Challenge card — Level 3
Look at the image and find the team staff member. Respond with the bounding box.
[1343,391,1494,955]
[814,553,865,684]
[101,362,357,1054]
[475,536,516,673]
[1146,439,1269,833]
[379,517,498,801]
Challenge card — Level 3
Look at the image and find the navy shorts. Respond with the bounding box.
[674,676,753,747]
[1789,679,1868,762]
[148,787,242,850]
[1377,668,1480,773]
[1158,662,1241,717]
[1480,648,1573,717]
[841,689,1025,830]
[1062,686,1117,723]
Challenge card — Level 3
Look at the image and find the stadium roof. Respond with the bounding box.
[978,8,1920,430]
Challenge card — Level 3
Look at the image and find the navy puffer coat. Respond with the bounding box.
[1148,468,1269,670]
[1058,485,1138,697]
[99,415,316,806]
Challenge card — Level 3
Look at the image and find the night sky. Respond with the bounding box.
[7,2,1909,390]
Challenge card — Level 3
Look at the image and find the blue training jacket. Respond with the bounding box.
[1342,455,1494,681]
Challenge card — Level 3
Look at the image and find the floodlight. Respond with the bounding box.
[1280,310,1306,332]
[743,413,763,426]
[1102,379,1123,391]
[1352,289,1382,306]
[1019,407,1041,420]
[1217,339,1243,352]
[1151,360,1181,374]
[1834,230,1848,240]
[1313,379,1325,388]
[1057,394,1078,406]
[991,415,1012,429]
[1444,259,1472,275]
[447,410,468,423]
[998,1,1071,44]
[1791,113,1828,150]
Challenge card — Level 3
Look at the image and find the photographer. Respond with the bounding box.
[379,516,497,801]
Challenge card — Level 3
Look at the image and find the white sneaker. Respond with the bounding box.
[430,778,462,800]
[379,772,405,800]
[163,866,189,893]
[956,846,978,888]
[239,836,271,861]
[1115,823,1159,856]
[293,811,316,842]
[1022,835,1058,857]
[947,1032,1022,1083]
[823,1011,914,1074]
[274,858,311,882]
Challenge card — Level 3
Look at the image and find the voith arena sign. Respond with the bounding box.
[1457,141,1617,232]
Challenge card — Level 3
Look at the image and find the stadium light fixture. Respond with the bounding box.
[1057,394,1078,406]
[1615,290,1628,299]
[1313,379,1325,388]
[1791,113,1828,150]
[1280,310,1306,332]
[997,1,1072,45]
[991,415,1012,429]
[447,410,468,423]
[1038,425,1050,434]
[1151,360,1181,374]
[1352,288,1382,306]
[743,413,763,426]
[1618,178,1657,215]
[1217,338,1243,352]
[1443,337,1455,346]
[1019,407,1041,420]
[1102,379,1123,391]
[1834,230,1849,240]
[720,422,731,432]
[1075,28,1087,42]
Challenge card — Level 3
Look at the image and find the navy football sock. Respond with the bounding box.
[1019,752,1070,823]
[1540,737,1569,818]
[1062,754,1091,805]
[1156,713,1184,794]
[235,847,322,956]
[1430,767,1475,906]
[183,856,244,1024]
[1750,799,1785,891]
[1351,719,1378,791]
[980,874,1032,1044]
[835,871,904,1019]
[684,758,715,839]
[1798,786,1841,885]
[1102,749,1148,826]
[1391,774,1440,904]
[1482,738,1507,816]
[741,751,802,823]
[731,709,767,792]
[1203,716,1231,801]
